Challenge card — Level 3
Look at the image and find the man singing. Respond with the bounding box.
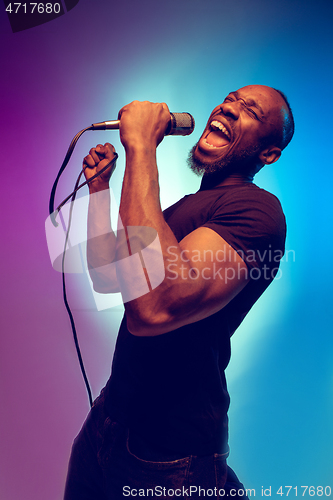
[64,85,294,499]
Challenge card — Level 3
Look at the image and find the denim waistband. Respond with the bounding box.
[128,429,229,462]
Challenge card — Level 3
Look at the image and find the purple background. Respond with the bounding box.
[1,0,332,499]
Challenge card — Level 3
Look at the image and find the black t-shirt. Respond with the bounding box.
[104,183,286,456]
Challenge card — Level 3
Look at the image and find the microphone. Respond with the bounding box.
[91,112,195,136]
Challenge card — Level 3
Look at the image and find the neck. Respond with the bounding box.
[200,172,254,190]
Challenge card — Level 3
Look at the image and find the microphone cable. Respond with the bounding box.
[60,169,94,407]
[50,127,117,408]
[49,127,92,227]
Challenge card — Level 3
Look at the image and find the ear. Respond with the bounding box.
[259,146,281,165]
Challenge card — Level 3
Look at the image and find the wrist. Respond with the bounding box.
[88,181,110,194]
[125,143,156,163]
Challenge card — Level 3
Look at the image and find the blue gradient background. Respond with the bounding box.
[1,0,332,498]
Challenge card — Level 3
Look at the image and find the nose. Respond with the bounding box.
[220,101,240,120]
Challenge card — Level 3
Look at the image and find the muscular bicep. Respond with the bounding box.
[174,226,249,319]
[128,226,249,336]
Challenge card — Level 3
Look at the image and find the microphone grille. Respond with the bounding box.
[167,112,195,136]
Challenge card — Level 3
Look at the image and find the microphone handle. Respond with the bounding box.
[92,120,120,130]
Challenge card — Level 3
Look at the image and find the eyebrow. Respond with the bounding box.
[229,91,264,115]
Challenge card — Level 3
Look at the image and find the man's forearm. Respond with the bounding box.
[87,187,118,292]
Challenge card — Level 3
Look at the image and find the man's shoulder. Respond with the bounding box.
[163,182,286,245]
[206,183,285,221]
[215,182,282,204]
[203,183,286,253]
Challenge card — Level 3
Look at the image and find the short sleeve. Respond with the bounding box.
[202,186,286,273]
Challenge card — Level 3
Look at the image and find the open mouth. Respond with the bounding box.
[204,120,231,148]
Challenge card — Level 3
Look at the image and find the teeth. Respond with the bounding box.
[211,120,230,139]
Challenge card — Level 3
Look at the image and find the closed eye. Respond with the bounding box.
[223,96,262,121]
[239,99,260,120]
[244,106,259,119]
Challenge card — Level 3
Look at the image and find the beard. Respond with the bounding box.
[187,142,262,179]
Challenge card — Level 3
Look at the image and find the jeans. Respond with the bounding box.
[64,392,248,500]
